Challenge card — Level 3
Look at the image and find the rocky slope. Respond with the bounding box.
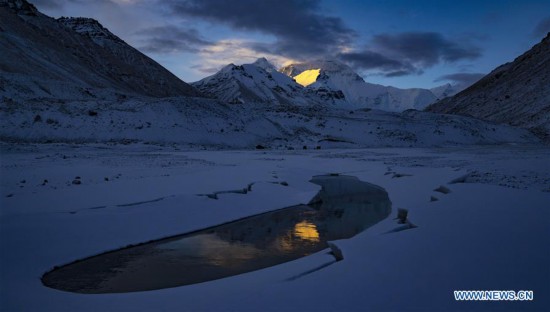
[427,33,550,140]
[0,0,201,100]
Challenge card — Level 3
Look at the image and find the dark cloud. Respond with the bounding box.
[435,72,485,87]
[246,42,274,55]
[32,0,486,81]
[338,50,409,71]
[335,32,483,78]
[532,16,550,38]
[372,32,482,67]
[136,26,212,54]
[33,0,113,9]
[165,0,356,58]
[384,70,417,77]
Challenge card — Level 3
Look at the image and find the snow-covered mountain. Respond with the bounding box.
[280,60,438,112]
[57,17,125,47]
[430,83,459,100]
[0,0,201,100]
[192,58,319,106]
[0,0,542,148]
[427,33,550,140]
[194,58,444,112]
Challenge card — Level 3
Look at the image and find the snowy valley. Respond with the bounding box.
[1,0,549,311]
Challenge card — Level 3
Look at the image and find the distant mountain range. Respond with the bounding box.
[0,0,545,148]
[192,58,318,106]
[0,0,201,100]
[194,58,464,112]
[427,33,550,140]
[281,60,448,111]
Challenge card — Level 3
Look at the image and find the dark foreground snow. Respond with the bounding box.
[1,144,549,311]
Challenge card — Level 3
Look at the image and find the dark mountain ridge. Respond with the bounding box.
[0,0,201,100]
[427,33,550,140]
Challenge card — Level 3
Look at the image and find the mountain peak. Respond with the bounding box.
[219,63,238,73]
[278,59,439,111]
[430,83,457,100]
[280,59,366,88]
[192,59,318,106]
[427,32,550,139]
[252,57,276,72]
[0,2,201,98]
[0,0,39,16]
[280,59,359,79]
[57,17,125,46]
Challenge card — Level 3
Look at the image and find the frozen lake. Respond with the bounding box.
[42,175,391,293]
[1,143,549,311]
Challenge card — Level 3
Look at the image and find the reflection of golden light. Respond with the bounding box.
[294,221,320,242]
[294,69,320,87]
[275,234,295,252]
[158,234,260,268]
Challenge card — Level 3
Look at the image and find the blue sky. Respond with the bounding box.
[34,0,550,89]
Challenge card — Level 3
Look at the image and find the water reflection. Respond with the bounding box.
[42,175,391,293]
[294,221,320,242]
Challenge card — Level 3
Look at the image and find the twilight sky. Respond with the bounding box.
[33,0,550,89]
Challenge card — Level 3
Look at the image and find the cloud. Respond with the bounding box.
[165,0,356,58]
[32,0,486,81]
[189,64,220,75]
[435,72,485,87]
[136,26,212,53]
[338,51,407,70]
[371,32,482,67]
[33,0,118,9]
[337,50,417,74]
[384,70,417,77]
[190,39,295,78]
[532,16,550,38]
[335,32,482,77]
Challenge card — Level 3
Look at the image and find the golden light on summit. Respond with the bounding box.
[293,221,320,242]
[294,69,321,87]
